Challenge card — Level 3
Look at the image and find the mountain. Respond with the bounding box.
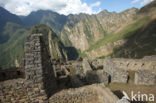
[0,7,23,43]
[0,1,156,68]
[0,23,78,68]
[0,8,73,68]
[0,22,29,68]
[60,8,138,51]
[30,24,78,60]
[19,8,138,52]
[20,10,67,32]
[85,0,156,58]
[30,24,68,60]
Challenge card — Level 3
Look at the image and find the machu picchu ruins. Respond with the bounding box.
[1,1,156,102]
[0,34,156,103]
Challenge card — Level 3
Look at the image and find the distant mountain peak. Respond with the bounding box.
[98,10,111,15]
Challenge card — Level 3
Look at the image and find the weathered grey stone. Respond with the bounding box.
[86,70,109,85]
[89,59,103,70]
[103,59,129,83]
[82,60,92,74]
[135,70,156,85]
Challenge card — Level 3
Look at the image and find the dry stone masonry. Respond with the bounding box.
[135,70,156,85]
[0,33,155,103]
[0,34,57,103]
[25,34,57,100]
[111,58,156,72]
[103,59,129,83]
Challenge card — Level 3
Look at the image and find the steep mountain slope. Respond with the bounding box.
[0,7,23,43]
[19,8,138,52]
[85,0,156,58]
[0,22,29,68]
[0,8,72,68]
[113,16,156,58]
[0,1,156,68]
[60,8,138,51]
[0,23,78,68]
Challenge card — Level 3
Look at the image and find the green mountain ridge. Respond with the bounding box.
[20,10,67,33]
[0,22,29,68]
[0,1,156,68]
[85,0,156,58]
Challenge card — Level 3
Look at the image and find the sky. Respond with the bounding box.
[0,0,153,16]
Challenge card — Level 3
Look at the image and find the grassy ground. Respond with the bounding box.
[107,71,156,103]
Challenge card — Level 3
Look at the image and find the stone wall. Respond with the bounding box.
[135,70,156,85]
[111,58,156,72]
[0,67,24,81]
[25,34,57,99]
[88,59,103,70]
[0,78,49,102]
[0,79,30,103]
[103,59,129,83]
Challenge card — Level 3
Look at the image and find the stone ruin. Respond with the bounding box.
[0,34,57,102]
[135,70,156,85]
[0,33,156,103]
[103,59,129,83]
[49,84,128,103]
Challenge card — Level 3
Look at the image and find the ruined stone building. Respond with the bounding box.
[0,34,156,103]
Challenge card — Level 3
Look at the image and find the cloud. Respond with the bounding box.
[0,0,101,16]
[131,0,153,6]
[90,1,101,7]
[131,0,140,4]
[140,0,153,6]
